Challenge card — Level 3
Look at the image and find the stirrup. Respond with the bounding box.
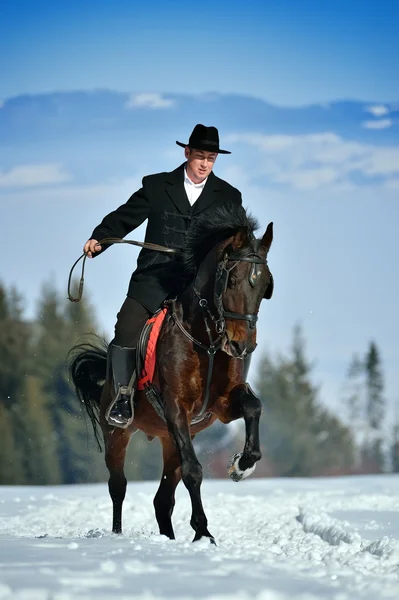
[105,344,137,429]
[105,380,136,429]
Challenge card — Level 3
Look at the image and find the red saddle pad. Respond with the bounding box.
[137,307,168,390]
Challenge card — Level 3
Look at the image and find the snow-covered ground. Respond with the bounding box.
[1,475,399,600]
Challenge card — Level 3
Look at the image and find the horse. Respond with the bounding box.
[69,203,274,544]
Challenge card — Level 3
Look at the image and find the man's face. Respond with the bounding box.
[185,147,217,183]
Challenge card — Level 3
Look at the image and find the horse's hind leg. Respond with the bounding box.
[166,412,215,544]
[153,436,181,539]
[228,384,262,482]
[104,427,131,534]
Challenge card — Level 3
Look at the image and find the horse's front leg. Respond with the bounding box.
[166,406,215,544]
[227,384,263,482]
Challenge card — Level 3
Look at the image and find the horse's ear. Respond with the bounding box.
[264,273,274,299]
[231,228,249,251]
[261,223,274,299]
[260,222,273,252]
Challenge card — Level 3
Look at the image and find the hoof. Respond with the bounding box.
[228,453,256,482]
[192,534,217,546]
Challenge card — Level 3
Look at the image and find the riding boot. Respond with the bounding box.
[242,354,252,382]
[105,344,137,429]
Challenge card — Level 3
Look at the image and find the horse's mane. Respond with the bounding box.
[181,202,259,278]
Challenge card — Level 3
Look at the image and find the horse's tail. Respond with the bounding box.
[68,337,108,450]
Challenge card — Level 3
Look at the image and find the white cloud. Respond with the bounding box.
[0,176,142,205]
[0,164,71,188]
[218,164,253,187]
[365,105,390,117]
[125,93,175,109]
[384,178,399,189]
[274,167,340,190]
[362,119,393,130]
[226,132,399,190]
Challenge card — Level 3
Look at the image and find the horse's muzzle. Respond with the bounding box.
[222,334,257,358]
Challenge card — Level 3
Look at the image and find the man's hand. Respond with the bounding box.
[83,239,102,258]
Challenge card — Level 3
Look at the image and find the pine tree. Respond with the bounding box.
[365,343,384,428]
[0,282,32,483]
[255,325,354,477]
[0,283,30,406]
[0,280,107,484]
[362,342,385,472]
[391,403,399,473]
[0,404,27,484]
[32,281,105,484]
[342,341,386,474]
[344,354,364,423]
[341,353,366,469]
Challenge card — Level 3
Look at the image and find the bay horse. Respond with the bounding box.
[69,203,274,544]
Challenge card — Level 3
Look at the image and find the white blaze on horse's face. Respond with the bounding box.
[185,147,217,183]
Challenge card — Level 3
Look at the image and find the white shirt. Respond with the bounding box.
[184,168,208,206]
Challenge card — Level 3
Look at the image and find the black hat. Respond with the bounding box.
[176,124,231,154]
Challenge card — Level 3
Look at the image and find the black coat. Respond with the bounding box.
[91,163,242,313]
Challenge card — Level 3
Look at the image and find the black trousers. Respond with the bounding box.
[113,297,151,348]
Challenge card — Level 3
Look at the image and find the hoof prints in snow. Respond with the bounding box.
[297,506,399,562]
[297,507,360,546]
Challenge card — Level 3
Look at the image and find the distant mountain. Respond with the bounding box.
[1,90,398,145]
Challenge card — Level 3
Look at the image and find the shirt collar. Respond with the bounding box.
[184,167,208,188]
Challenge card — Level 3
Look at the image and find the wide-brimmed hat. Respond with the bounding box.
[176,124,231,154]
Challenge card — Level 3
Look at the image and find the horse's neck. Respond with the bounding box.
[178,284,201,324]
[177,281,218,342]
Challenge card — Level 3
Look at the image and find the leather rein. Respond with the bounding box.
[67,237,177,303]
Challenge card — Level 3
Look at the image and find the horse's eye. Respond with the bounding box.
[229,277,237,289]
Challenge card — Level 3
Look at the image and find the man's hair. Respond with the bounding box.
[187,147,217,156]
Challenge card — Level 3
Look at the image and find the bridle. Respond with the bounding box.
[171,245,268,354]
[191,243,268,342]
[212,251,267,333]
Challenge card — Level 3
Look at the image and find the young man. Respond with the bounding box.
[84,124,242,428]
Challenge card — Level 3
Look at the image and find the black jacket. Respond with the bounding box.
[91,163,242,313]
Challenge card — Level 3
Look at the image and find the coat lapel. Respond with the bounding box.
[191,172,221,215]
[165,163,191,214]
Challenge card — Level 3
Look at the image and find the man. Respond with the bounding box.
[84,124,242,428]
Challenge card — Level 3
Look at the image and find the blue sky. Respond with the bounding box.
[1,1,398,426]
[1,0,399,105]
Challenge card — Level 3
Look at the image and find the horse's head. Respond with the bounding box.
[213,222,273,357]
[183,203,274,359]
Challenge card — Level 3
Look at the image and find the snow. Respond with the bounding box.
[1,476,399,599]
